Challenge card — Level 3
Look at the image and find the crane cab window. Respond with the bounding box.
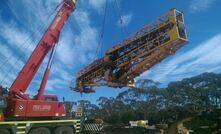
[44,96,58,101]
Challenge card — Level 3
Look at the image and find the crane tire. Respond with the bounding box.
[55,126,74,134]
[0,129,10,134]
[29,127,51,134]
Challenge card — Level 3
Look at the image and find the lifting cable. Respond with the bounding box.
[93,0,108,60]
[114,0,128,36]
[1,37,37,85]
[0,2,61,86]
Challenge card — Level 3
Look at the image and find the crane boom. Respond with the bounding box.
[5,0,77,118]
[74,9,188,93]
[10,0,76,99]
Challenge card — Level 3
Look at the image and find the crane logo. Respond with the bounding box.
[18,105,24,110]
[33,105,51,111]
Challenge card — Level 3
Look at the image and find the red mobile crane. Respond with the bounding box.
[0,1,188,133]
[7,0,76,118]
[0,0,81,134]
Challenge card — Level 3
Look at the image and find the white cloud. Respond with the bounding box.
[50,62,73,82]
[0,71,16,87]
[0,54,23,86]
[56,31,75,66]
[0,20,35,55]
[46,78,66,91]
[73,10,98,50]
[0,13,46,87]
[140,33,221,85]
[0,0,99,95]
[56,10,98,67]
[88,0,107,13]
[117,14,133,27]
[189,0,216,13]
[86,0,117,13]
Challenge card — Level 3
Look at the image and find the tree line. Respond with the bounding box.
[79,72,221,133]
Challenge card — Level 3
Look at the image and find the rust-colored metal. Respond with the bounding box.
[73,9,188,93]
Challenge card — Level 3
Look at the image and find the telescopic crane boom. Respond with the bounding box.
[5,0,76,118]
[74,9,188,93]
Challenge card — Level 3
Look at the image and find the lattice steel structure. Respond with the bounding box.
[73,9,188,93]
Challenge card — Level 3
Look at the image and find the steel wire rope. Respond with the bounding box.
[114,0,129,36]
[93,0,108,60]
[70,0,109,93]
[0,1,62,70]
[0,1,62,85]
[65,4,82,91]
[1,0,61,65]
[113,0,131,64]
[59,1,91,95]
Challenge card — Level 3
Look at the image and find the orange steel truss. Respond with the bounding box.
[73,9,188,93]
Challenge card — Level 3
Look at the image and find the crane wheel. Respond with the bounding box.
[55,126,74,134]
[29,127,51,134]
[0,129,10,134]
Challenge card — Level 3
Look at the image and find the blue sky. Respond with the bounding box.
[0,0,221,104]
